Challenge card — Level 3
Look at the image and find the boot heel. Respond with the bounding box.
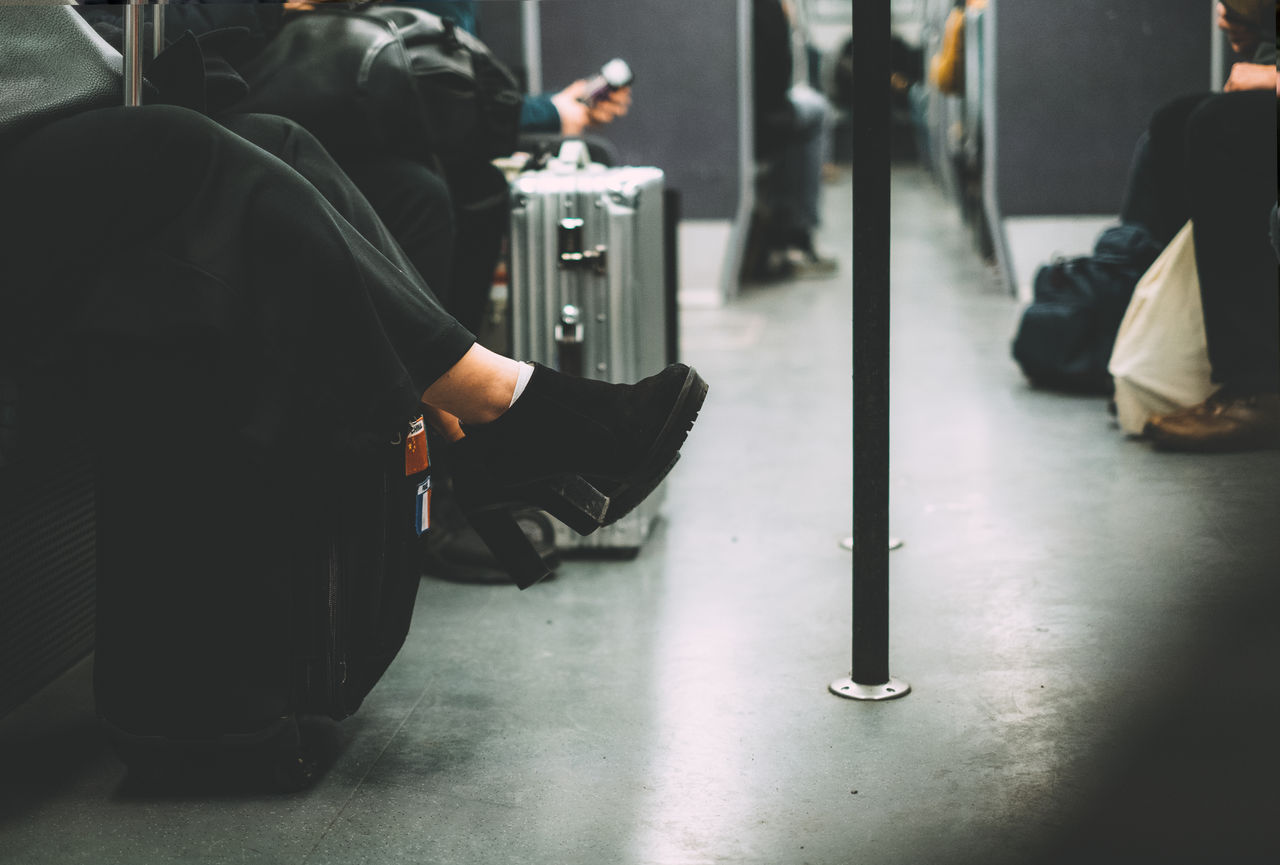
[521,474,609,536]
[449,438,609,537]
[466,508,553,590]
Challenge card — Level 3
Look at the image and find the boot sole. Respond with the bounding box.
[1146,427,1280,453]
[597,366,709,526]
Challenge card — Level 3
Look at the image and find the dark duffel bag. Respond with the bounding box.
[235,2,521,164]
[0,3,121,724]
[1012,223,1163,394]
[92,397,428,791]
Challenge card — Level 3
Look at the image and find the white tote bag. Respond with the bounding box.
[1108,221,1216,435]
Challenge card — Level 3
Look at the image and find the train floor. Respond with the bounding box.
[2,165,1277,865]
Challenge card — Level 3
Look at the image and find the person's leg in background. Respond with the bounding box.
[440,160,510,336]
[1185,91,1279,396]
[338,157,458,311]
[786,82,834,243]
[1119,92,1214,244]
[760,82,838,277]
[1145,90,1279,451]
[219,114,457,312]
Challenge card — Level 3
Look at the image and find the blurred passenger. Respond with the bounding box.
[1120,1,1278,451]
[410,0,632,142]
[751,0,838,280]
[518,75,632,140]
[1215,0,1278,90]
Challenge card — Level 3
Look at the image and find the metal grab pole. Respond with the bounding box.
[830,0,909,702]
[154,0,168,61]
[123,0,144,107]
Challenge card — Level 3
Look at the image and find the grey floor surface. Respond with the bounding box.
[2,166,1278,865]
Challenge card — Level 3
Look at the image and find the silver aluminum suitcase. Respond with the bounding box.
[508,142,668,553]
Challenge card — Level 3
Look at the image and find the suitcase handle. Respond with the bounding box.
[548,139,592,173]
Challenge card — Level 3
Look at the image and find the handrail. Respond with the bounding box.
[123,0,144,107]
[122,0,166,106]
[154,0,167,61]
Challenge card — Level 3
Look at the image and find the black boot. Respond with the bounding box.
[448,362,708,587]
[463,362,708,522]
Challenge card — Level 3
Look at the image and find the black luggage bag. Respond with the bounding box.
[1011,223,1162,394]
[0,5,425,789]
[92,409,425,790]
[63,4,429,790]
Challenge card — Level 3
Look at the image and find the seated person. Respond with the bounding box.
[412,0,631,170]
[333,0,631,323]
[1,42,706,585]
[1119,2,1278,451]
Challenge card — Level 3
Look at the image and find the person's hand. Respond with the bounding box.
[551,80,632,137]
[1216,2,1260,56]
[586,85,631,126]
[551,81,593,136]
[1224,61,1278,92]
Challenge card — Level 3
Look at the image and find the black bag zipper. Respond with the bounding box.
[325,533,345,714]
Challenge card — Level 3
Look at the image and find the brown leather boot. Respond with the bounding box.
[1144,391,1280,452]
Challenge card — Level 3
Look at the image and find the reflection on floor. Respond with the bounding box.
[2,166,1277,865]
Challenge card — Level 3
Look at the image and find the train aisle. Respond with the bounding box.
[1,165,1276,865]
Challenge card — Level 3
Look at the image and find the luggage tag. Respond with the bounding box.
[405,415,430,476]
[415,475,432,537]
[404,415,432,536]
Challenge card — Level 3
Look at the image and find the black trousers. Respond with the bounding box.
[0,105,475,461]
[335,151,507,337]
[1120,90,1278,394]
[336,153,457,313]
[434,158,511,336]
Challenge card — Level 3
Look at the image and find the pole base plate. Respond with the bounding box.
[840,537,903,551]
[828,676,911,701]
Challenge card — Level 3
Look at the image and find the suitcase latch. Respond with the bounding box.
[554,304,585,377]
[555,304,583,345]
[558,218,607,274]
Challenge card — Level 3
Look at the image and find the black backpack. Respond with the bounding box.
[237,3,521,165]
[1011,223,1164,394]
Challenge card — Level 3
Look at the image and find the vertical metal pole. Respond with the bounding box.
[1208,2,1225,92]
[521,1,543,95]
[122,0,145,107]
[153,0,168,61]
[830,0,909,702]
